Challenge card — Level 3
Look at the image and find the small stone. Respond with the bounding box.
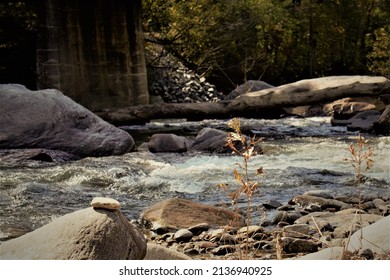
[187,223,210,235]
[208,228,225,240]
[287,211,303,222]
[373,198,386,208]
[277,204,296,211]
[272,211,289,225]
[90,197,120,210]
[253,241,274,250]
[263,199,283,209]
[260,219,272,227]
[285,239,318,254]
[283,224,310,238]
[361,201,375,210]
[305,204,322,212]
[193,241,218,250]
[252,233,268,241]
[237,225,264,235]
[358,248,374,260]
[184,248,200,255]
[219,233,236,244]
[211,245,236,256]
[303,190,334,199]
[173,229,193,243]
[277,221,290,228]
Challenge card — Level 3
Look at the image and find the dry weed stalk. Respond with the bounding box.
[342,134,374,257]
[343,134,374,212]
[218,118,264,259]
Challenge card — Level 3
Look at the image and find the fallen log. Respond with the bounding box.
[95,76,390,125]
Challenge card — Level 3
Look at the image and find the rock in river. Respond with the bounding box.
[0,84,134,157]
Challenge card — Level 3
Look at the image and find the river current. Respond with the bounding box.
[1,117,389,243]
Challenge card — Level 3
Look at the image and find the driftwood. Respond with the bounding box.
[95,76,390,125]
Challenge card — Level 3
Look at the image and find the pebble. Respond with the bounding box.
[283,224,310,238]
[262,199,283,209]
[173,229,193,243]
[90,197,120,210]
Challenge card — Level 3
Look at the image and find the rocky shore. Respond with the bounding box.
[139,191,390,260]
[1,193,389,260]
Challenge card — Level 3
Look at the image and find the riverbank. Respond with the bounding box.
[139,190,389,260]
[1,190,389,260]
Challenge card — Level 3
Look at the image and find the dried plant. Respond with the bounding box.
[342,134,374,255]
[218,118,264,259]
[343,134,374,213]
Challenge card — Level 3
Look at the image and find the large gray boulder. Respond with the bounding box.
[0,84,134,157]
[0,207,147,260]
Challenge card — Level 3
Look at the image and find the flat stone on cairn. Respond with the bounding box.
[91,197,121,210]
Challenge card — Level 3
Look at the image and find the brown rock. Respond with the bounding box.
[91,197,121,210]
[211,245,236,256]
[325,97,385,118]
[173,229,193,243]
[285,239,318,254]
[283,224,310,238]
[141,198,245,231]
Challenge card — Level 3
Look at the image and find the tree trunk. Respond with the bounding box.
[95,76,390,125]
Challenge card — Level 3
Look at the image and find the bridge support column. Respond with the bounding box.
[37,0,149,110]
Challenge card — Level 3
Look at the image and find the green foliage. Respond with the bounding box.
[367,26,390,78]
[142,0,390,91]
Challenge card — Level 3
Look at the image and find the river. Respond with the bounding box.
[1,117,389,243]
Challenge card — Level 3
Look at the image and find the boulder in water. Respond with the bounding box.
[189,128,229,153]
[145,133,192,153]
[0,84,134,157]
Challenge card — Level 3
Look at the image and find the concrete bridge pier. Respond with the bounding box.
[36,0,149,110]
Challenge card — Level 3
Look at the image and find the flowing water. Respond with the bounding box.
[1,117,389,243]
